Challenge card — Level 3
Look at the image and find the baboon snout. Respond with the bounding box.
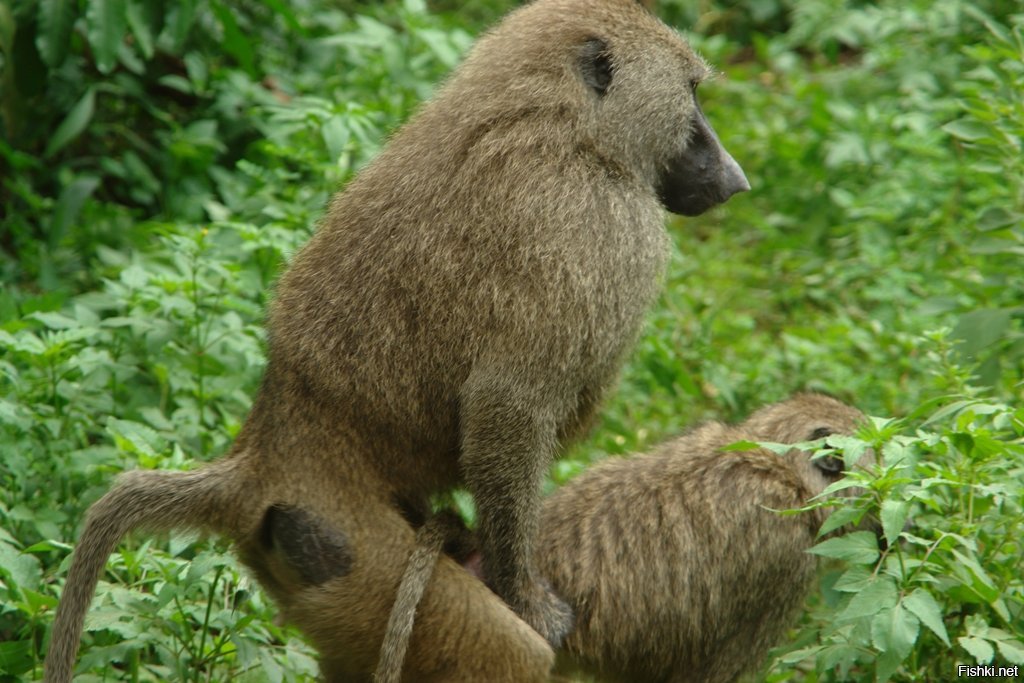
[658,105,750,216]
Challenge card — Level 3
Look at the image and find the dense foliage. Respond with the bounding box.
[1,0,1021,680]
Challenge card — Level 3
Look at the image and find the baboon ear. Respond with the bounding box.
[579,38,613,96]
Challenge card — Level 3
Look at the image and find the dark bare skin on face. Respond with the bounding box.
[43,1,747,681]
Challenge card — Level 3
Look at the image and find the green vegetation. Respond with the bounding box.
[1,0,1021,680]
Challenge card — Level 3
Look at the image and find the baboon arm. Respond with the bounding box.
[458,372,573,646]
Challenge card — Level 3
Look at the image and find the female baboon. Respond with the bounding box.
[539,392,874,683]
[43,1,748,681]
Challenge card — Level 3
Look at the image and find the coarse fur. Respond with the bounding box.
[43,0,748,680]
[540,392,871,683]
[365,394,870,683]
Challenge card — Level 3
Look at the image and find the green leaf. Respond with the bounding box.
[839,576,898,621]
[209,0,254,75]
[86,0,127,74]
[106,418,165,456]
[871,604,919,659]
[959,636,994,664]
[880,499,909,547]
[0,541,42,590]
[808,531,880,564]
[44,88,96,158]
[952,308,1013,358]
[125,0,155,58]
[995,639,1024,665]
[48,176,101,248]
[943,119,990,142]
[37,0,78,67]
[903,589,950,646]
[818,506,863,537]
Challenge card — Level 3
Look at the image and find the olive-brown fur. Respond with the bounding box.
[43,1,747,680]
[539,393,869,683]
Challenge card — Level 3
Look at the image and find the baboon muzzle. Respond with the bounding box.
[658,102,750,216]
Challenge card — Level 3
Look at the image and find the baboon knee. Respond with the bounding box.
[260,504,354,585]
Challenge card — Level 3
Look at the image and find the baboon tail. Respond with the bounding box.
[43,457,254,683]
[374,512,465,683]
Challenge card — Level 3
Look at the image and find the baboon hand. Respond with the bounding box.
[514,577,575,648]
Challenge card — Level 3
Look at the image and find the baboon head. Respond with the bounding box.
[743,392,875,507]
[460,0,749,217]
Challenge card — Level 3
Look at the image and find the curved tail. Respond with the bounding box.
[374,511,470,683]
[44,458,253,683]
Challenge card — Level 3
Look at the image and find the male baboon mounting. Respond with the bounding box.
[43,0,748,680]
[364,393,874,683]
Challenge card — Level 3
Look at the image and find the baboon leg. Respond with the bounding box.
[459,372,574,646]
[282,501,554,683]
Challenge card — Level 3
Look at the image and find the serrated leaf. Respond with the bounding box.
[45,88,96,158]
[808,531,880,564]
[106,418,164,456]
[903,589,950,646]
[839,576,898,621]
[833,565,875,593]
[871,604,919,659]
[86,0,127,74]
[37,0,78,67]
[959,636,994,664]
[818,505,863,537]
[995,639,1024,665]
[880,499,909,547]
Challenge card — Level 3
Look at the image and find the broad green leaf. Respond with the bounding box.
[106,418,164,456]
[995,639,1024,665]
[952,308,1013,357]
[903,589,950,646]
[959,636,994,664]
[808,531,880,565]
[871,604,919,659]
[27,311,79,329]
[818,506,864,537]
[840,576,898,621]
[37,0,77,67]
[0,541,42,590]
[44,88,96,158]
[86,0,128,74]
[943,119,990,142]
[880,499,909,547]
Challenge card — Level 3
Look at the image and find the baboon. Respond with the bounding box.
[541,392,873,683]
[363,393,873,683]
[43,0,748,680]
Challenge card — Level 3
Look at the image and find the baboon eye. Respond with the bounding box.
[809,427,833,441]
[814,455,845,476]
[580,38,613,96]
